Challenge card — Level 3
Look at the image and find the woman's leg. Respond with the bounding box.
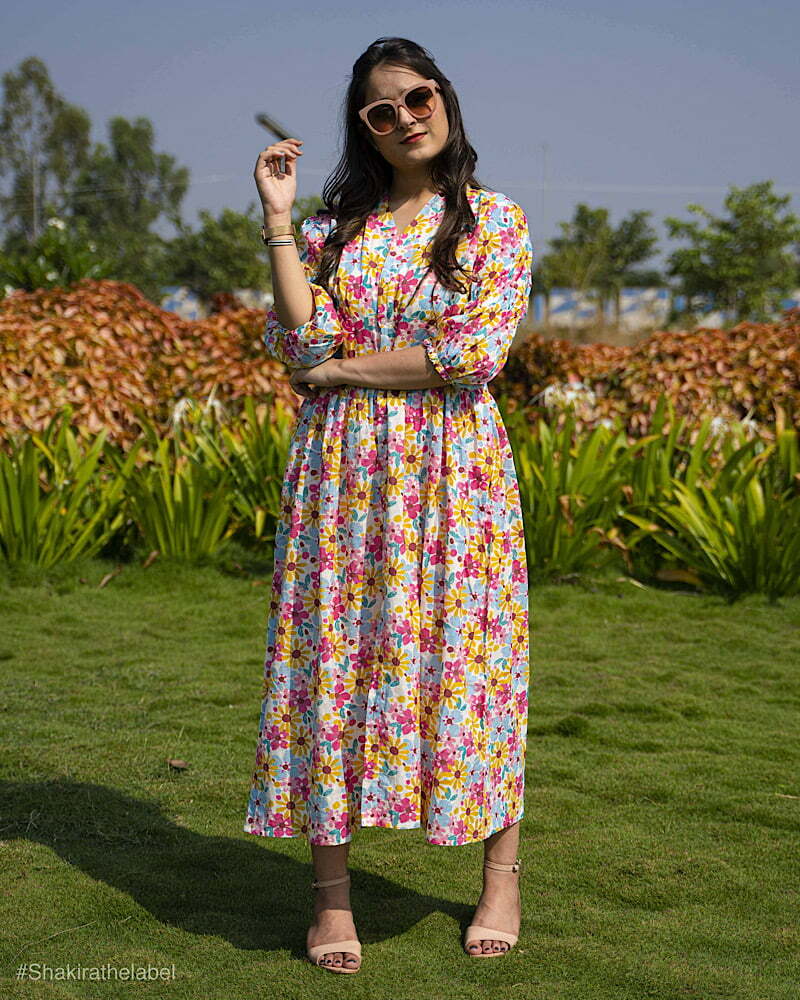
[484,817,520,864]
[307,841,361,970]
[466,819,523,955]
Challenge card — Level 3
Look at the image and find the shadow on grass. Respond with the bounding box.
[1,779,471,959]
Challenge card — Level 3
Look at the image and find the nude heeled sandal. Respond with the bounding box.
[463,856,522,957]
[306,873,362,974]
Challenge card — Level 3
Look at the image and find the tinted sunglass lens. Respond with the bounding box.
[406,86,435,115]
[368,104,396,134]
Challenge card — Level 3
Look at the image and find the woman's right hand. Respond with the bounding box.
[254,138,304,218]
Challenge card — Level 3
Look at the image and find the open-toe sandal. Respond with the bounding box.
[306,873,362,974]
[463,856,522,958]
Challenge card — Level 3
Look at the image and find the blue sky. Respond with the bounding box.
[2,0,798,270]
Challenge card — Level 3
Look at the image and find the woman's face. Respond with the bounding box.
[361,64,449,176]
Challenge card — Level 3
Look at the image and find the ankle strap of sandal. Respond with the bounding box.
[484,857,521,873]
[311,873,351,890]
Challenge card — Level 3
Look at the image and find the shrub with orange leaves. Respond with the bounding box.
[0,278,297,450]
[3,280,798,452]
[501,308,800,438]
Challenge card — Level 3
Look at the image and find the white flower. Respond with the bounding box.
[88,242,97,252]
[47,217,66,230]
[45,270,58,281]
[169,397,196,426]
[709,415,731,437]
[563,381,596,405]
[203,385,229,421]
[540,380,596,409]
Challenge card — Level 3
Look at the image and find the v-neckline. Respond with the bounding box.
[379,189,443,238]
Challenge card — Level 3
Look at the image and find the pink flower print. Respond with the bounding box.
[322,723,343,750]
[271,812,293,837]
[468,687,487,717]
[329,811,350,839]
[395,267,419,297]
[333,678,351,712]
[404,488,422,520]
[365,532,384,560]
[467,463,490,493]
[289,595,311,628]
[407,404,425,433]
[288,679,311,712]
[442,657,464,682]
[344,558,364,589]
[450,818,468,841]
[329,588,346,619]
[395,796,417,822]
[362,446,382,476]
[396,616,414,646]
[419,626,438,655]
[344,272,365,300]
[426,536,447,568]
[271,717,292,748]
[394,707,417,735]
[318,633,334,663]
[287,508,302,539]
[433,744,456,770]
[462,548,482,586]
[386,522,405,549]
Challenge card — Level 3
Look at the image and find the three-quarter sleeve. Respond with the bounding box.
[262,213,345,368]
[421,196,533,388]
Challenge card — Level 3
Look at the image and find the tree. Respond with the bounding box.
[66,116,190,301]
[539,203,661,315]
[291,194,326,232]
[0,215,115,295]
[664,180,800,323]
[0,56,92,245]
[163,201,271,300]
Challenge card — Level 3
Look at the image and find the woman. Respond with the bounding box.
[245,36,533,974]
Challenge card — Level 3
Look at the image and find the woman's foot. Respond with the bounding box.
[465,861,521,955]
[306,881,361,971]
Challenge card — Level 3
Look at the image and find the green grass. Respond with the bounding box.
[0,552,798,1000]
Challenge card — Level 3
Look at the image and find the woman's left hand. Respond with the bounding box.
[289,358,344,398]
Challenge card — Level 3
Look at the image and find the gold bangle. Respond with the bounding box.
[261,223,297,243]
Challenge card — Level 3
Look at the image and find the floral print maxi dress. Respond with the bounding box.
[243,185,534,846]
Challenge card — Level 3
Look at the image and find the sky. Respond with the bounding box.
[2,0,799,272]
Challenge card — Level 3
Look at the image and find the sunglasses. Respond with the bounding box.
[358,79,441,136]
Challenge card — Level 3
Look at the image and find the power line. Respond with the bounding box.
[3,166,798,221]
[4,164,799,205]
[504,180,800,196]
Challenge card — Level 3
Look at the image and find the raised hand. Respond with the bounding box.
[254,138,304,219]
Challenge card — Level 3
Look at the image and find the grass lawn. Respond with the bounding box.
[0,553,798,1000]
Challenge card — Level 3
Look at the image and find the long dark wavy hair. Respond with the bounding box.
[312,37,491,298]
